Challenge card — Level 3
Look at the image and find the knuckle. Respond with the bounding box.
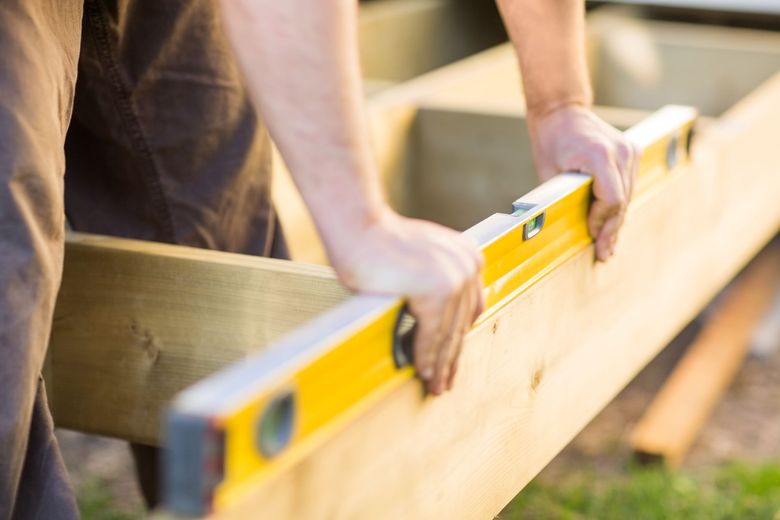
[589,143,612,165]
[435,276,459,296]
[616,142,632,165]
[603,201,624,220]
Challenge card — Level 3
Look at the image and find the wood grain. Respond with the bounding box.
[205,73,780,520]
[631,242,780,467]
[48,234,348,445]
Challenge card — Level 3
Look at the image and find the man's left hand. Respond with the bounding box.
[527,105,639,261]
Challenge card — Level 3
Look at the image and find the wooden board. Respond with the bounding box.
[47,234,348,445]
[200,74,780,519]
[598,0,780,15]
[631,242,780,467]
[588,9,780,115]
[358,0,505,84]
[51,14,780,449]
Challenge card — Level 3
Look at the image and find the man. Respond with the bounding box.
[0,0,637,517]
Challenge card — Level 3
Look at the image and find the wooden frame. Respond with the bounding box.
[358,0,505,87]
[200,72,780,518]
[46,7,780,518]
[48,235,347,444]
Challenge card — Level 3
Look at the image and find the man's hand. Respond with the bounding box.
[220,0,484,395]
[330,210,485,395]
[527,105,639,261]
[496,0,639,259]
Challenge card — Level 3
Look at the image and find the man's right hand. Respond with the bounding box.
[329,209,485,396]
[219,1,483,395]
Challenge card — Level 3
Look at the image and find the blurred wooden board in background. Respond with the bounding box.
[631,242,780,467]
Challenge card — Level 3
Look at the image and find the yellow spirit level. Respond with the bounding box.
[164,105,697,517]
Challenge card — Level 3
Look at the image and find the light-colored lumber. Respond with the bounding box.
[202,74,780,520]
[46,70,652,446]
[631,242,780,467]
[599,0,780,15]
[410,104,537,229]
[47,234,348,445]
[358,0,504,84]
[588,8,780,115]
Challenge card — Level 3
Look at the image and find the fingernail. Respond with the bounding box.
[421,367,433,380]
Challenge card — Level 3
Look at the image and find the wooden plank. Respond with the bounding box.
[48,234,348,445]
[47,57,649,443]
[410,105,537,229]
[198,74,780,520]
[358,0,505,84]
[598,0,780,15]
[631,242,780,467]
[588,8,780,115]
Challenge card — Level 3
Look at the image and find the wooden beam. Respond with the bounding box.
[194,74,780,519]
[358,0,505,84]
[631,242,780,467]
[597,1,780,16]
[588,8,780,116]
[409,104,536,229]
[48,234,348,445]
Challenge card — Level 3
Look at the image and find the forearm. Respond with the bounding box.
[219,0,386,254]
[496,0,592,116]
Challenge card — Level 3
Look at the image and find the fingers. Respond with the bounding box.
[615,140,641,205]
[445,258,485,391]
[410,291,453,384]
[586,137,640,262]
[587,151,626,261]
[431,288,470,395]
[409,237,483,395]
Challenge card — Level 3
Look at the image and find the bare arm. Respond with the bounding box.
[497,0,591,115]
[497,0,638,261]
[220,0,381,253]
[219,0,483,394]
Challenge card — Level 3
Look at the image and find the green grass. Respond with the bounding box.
[500,462,780,520]
[75,462,780,519]
[77,479,143,520]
